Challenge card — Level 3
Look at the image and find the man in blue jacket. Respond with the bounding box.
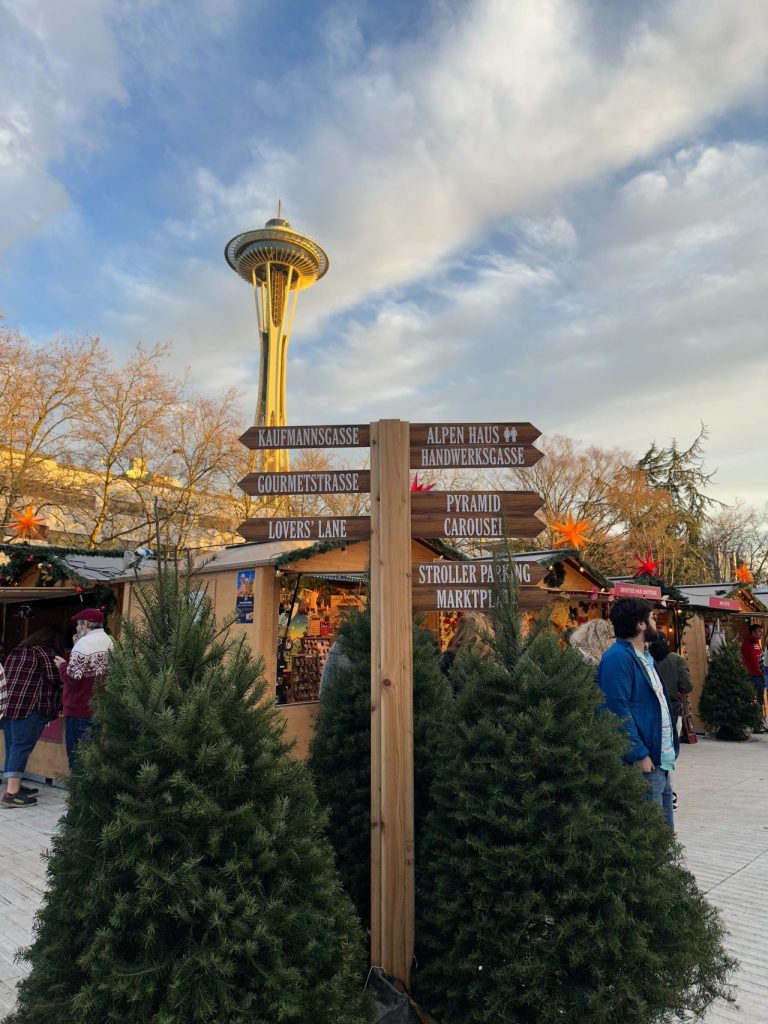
[598,598,679,828]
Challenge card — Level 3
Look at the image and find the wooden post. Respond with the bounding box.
[251,565,280,692]
[370,419,415,984]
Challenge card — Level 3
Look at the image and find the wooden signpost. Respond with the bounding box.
[410,490,543,539]
[237,417,546,988]
[237,469,370,496]
[410,421,543,470]
[238,515,370,543]
[240,423,370,449]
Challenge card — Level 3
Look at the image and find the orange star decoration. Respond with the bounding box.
[550,511,593,550]
[9,506,46,540]
[735,562,754,585]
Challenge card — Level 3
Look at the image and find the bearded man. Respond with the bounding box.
[598,598,679,829]
[55,608,114,770]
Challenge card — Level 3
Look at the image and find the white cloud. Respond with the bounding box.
[183,0,768,320]
[0,0,126,252]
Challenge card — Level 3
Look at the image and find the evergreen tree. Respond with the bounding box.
[5,561,370,1024]
[699,638,762,741]
[636,426,722,583]
[414,576,735,1024]
[308,606,451,926]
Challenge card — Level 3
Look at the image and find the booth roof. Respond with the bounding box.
[676,582,768,613]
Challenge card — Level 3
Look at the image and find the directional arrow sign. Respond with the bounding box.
[410,422,542,471]
[412,559,547,588]
[238,516,371,543]
[410,422,541,447]
[410,490,544,539]
[240,424,370,450]
[412,585,551,613]
[238,470,371,497]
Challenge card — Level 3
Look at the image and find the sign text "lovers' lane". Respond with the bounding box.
[238,516,371,543]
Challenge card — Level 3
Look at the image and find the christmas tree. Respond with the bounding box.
[308,605,451,926]
[5,560,370,1024]
[413,573,735,1024]
[699,638,762,741]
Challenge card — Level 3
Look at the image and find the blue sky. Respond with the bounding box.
[1,0,767,505]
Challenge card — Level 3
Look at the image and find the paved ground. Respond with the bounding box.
[1,738,767,1019]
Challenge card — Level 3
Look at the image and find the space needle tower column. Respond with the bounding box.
[225,208,329,472]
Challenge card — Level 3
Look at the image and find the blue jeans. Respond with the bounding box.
[643,767,674,829]
[752,676,766,710]
[3,711,50,780]
[64,717,92,771]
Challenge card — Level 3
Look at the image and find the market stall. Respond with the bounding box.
[0,543,126,782]
[676,583,768,730]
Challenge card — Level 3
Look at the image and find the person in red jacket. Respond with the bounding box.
[741,624,765,724]
[54,608,114,770]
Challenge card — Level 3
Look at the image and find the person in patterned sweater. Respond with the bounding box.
[55,608,114,770]
[2,626,64,808]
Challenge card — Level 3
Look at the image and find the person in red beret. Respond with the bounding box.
[54,609,114,770]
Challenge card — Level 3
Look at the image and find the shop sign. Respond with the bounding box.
[410,490,544,539]
[235,569,255,623]
[240,424,370,449]
[412,585,551,613]
[238,470,370,496]
[709,596,741,611]
[238,516,371,543]
[612,582,663,600]
[412,560,547,587]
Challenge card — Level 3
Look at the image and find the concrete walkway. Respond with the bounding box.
[1,737,767,1020]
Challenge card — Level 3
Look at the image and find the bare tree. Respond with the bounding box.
[702,501,768,583]
[67,344,182,548]
[0,329,101,532]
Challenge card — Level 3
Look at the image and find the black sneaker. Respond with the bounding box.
[19,784,39,796]
[2,791,38,808]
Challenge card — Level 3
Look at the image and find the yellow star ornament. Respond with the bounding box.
[9,506,46,540]
[735,562,754,585]
[550,511,593,550]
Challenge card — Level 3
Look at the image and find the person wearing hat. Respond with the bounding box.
[54,608,114,770]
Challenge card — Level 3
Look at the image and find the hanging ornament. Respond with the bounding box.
[9,506,46,540]
[411,473,437,492]
[735,562,754,585]
[630,549,661,578]
[550,511,592,549]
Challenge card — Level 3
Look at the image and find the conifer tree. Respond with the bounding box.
[308,605,451,926]
[5,561,370,1024]
[699,638,762,741]
[414,573,735,1024]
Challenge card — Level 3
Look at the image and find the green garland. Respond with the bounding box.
[0,542,124,614]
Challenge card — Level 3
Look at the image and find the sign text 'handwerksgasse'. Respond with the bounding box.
[238,470,370,497]
[238,516,371,543]
[240,424,370,450]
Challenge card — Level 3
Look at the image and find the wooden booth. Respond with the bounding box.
[118,541,608,759]
[0,544,126,783]
[676,583,768,731]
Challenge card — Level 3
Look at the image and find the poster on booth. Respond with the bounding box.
[235,569,256,623]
